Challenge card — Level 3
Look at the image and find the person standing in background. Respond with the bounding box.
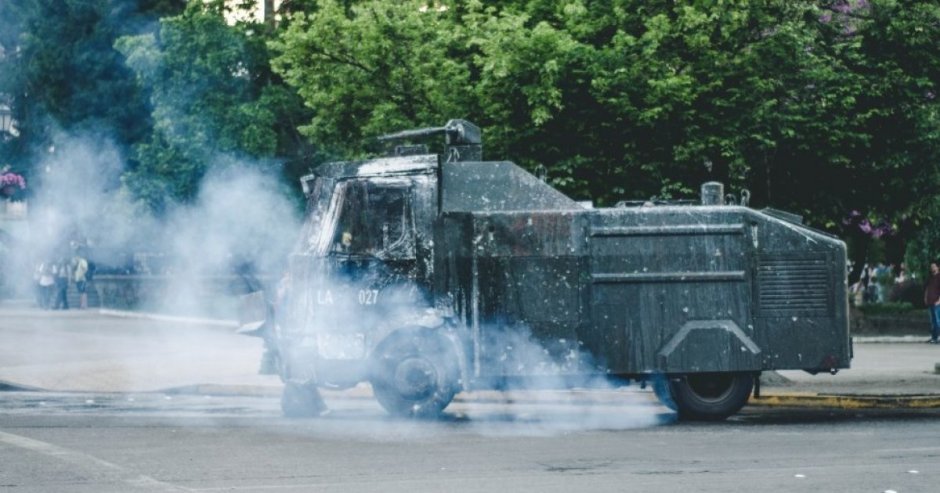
[51,258,69,310]
[923,261,940,344]
[37,261,54,309]
[72,253,88,309]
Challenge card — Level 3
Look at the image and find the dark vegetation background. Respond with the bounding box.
[0,0,938,284]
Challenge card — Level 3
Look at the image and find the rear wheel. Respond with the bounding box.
[370,330,460,419]
[664,372,754,421]
[651,374,676,411]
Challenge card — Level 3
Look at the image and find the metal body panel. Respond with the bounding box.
[433,204,848,380]
[435,211,592,378]
[584,208,754,374]
[442,161,581,212]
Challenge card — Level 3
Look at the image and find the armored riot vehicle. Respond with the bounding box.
[242,119,850,421]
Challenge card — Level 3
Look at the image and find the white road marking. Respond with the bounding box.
[0,430,191,491]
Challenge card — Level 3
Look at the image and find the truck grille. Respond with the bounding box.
[758,256,831,314]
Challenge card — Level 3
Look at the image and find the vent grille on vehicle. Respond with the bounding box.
[758,257,831,314]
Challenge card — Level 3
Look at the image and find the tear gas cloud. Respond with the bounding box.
[461,325,668,434]
[9,133,666,432]
[159,158,301,317]
[18,133,301,319]
[5,131,665,433]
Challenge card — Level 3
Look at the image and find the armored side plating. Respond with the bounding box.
[242,119,850,421]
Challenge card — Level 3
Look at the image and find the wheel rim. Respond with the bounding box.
[392,357,438,400]
[685,373,735,402]
[371,330,459,418]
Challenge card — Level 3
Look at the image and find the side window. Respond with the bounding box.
[331,180,415,258]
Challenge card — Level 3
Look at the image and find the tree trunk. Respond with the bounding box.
[264,0,275,28]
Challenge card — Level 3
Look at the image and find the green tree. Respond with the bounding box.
[272,0,940,273]
[0,0,179,177]
[118,0,312,212]
[271,0,475,156]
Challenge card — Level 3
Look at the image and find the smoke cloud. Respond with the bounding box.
[460,325,668,433]
[2,134,667,435]
[13,130,300,317]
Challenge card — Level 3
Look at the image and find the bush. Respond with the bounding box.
[857,302,916,315]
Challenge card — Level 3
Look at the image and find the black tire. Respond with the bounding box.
[281,381,327,418]
[651,374,676,411]
[668,372,754,421]
[370,330,460,419]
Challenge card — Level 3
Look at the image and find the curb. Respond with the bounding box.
[163,384,283,398]
[750,392,940,409]
[161,384,940,410]
[7,380,940,410]
[97,309,238,328]
[0,380,42,392]
[853,335,937,343]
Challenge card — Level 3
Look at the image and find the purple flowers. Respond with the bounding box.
[832,0,869,13]
[0,172,26,189]
[819,0,870,31]
[843,210,893,238]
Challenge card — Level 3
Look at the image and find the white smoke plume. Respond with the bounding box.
[14,131,300,316]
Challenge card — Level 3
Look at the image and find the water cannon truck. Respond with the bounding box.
[241,119,851,421]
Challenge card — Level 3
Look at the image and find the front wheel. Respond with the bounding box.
[281,381,328,418]
[370,330,460,419]
[664,372,754,421]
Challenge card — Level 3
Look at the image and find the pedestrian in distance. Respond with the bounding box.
[923,261,940,344]
[52,258,69,310]
[72,254,89,309]
[36,261,55,309]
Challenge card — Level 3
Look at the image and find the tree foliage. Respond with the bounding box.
[0,0,176,175]
[3,0,939,270]
[118,0,312,212]
[271,0,940,240]
[270,0,476,151]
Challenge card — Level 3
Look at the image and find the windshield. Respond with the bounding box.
[296,176,334,255]
[329,179,413,258]
[296,176,415,258]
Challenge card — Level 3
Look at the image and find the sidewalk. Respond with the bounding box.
[753,343,940,409]
[0,302,938,409]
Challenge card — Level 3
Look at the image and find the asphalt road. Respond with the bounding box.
[2,305,939,492]
[2,391,939,493]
